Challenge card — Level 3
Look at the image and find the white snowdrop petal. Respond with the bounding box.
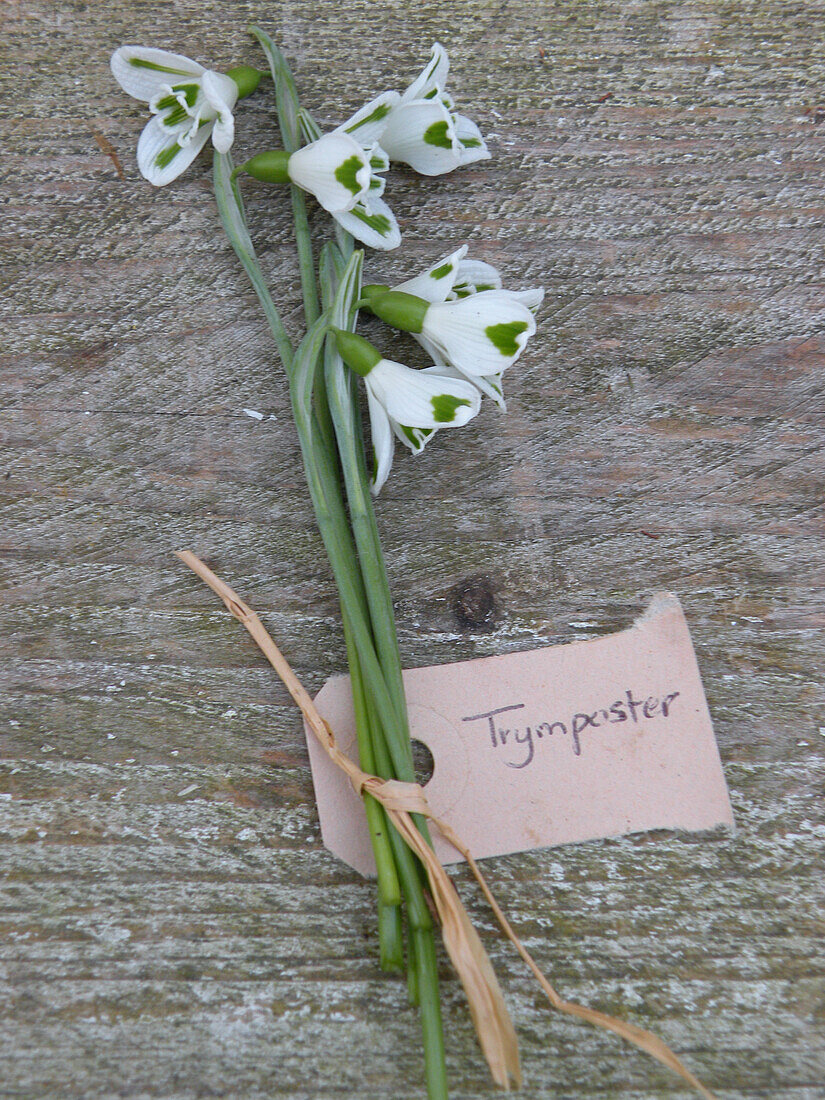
[453,113,491,165]
[210,112,234,153]
[367,359,481,428]
[111,46,204,102]
[201,70,239,114]
[422,291,537,376]
[423,362,507,410]
[453,258,502,294]
[200,73,238,153]
[366,389,395,496]
[333,195,401,251]
[512,287,545,313]
[367,142,390,175]
[136,113,212,185]
[401,42,450,103]
[394,245,467,303]
[466,369,507,409]
[391,420,435,454]
[413,333,449,369]
[288,133,371,213]
[379,100,464,175]
[339,91,401,146]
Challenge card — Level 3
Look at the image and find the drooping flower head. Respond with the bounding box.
[361,249,543,410]
[340,44,491,176]
[239,98,400,251]
[333,329,481,494]
[388,246,544,408]
[111,46,260,185]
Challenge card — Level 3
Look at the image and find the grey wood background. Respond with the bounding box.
[2,1,824,1097]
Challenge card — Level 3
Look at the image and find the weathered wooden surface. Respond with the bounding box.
[2,0,824,1097]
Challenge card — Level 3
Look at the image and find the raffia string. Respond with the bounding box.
[175,550,716,1099]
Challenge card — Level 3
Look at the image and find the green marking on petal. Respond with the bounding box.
[475,283,495,291]
[155,142,182,169]
[400,425,434,449]
[370,154,387,171]
[155,84,197,113]
[174,83,198,104]
[349,207,392,236]
[423,120,453,149]
[485,320,529,356]
[160,105,189,128]
[129,58,193,74]
[431,262,453,279]
[460,137,482,148]
[423,88,438,100]
[369,177,382,190]
[431,394,471,423]
[335,155,366,196]
[345,101,391,133]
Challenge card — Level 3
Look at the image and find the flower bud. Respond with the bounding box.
[333,329,382,377]
[240,150,291,183]
[226,65,262,99]
[362,290,429,334]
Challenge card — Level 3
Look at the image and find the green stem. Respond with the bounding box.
[239,35,449,1098]
[291,187,321,325]
[250,24,320,324]
[319,250,448,1098]
[343,610,403,911]
[413,929,448,1100]
[377,899,405,973]
[215,156,404,967]
[293,349,449,1089]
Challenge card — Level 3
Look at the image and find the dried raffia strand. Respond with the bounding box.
[175,550,717,1100]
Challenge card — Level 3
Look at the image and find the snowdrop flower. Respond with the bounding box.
[111,46,261,186]
[333,329,481,494]
[240,104,400,251]
[342,44,490,176]
[387,245,544,408]
[362,248,542,409]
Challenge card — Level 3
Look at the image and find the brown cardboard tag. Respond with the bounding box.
[304,593,733,876]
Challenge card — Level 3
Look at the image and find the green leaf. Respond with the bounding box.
[250,25,301,153]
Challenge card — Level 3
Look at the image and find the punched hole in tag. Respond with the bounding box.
[411,739,436,786]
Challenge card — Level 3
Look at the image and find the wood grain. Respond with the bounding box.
[2,1,824,1097]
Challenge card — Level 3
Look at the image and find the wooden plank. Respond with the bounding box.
[2,1,824,1096]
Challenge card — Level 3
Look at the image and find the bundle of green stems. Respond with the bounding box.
[215,28,449,1099]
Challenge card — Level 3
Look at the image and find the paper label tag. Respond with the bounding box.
[305,593,734,876]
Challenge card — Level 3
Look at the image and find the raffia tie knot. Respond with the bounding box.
[175,550,717,1100]
[358,775,430,815]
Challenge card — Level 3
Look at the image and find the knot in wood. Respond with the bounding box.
[450,574,497,631]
